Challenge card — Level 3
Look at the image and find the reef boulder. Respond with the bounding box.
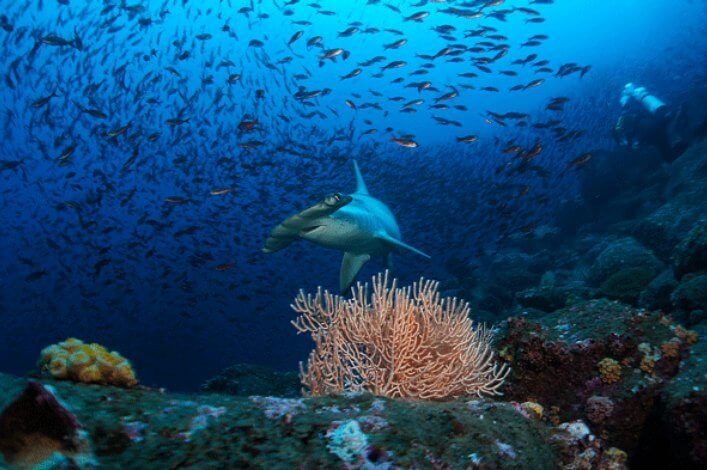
[672,220,707,279]
[587,237,662,287]
[638,269,678,312]
[670,273,707,325]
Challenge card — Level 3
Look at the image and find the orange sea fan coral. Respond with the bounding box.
[291,271,510,400]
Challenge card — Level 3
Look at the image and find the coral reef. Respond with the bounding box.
[291,271,509,399]
[38,338,137,387]
[495,299,699,466]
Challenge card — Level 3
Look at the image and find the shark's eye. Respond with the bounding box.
[326,193,342,205]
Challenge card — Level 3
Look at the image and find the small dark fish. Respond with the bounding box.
[166,117,189,126]
[94,259,111,277]
[74,102,107,119]
[524,79,544,89]
[404,11,429,22]
[0,159,23,171]
[288,31,304,46]
[566,153,592,168]
[381,60,406,70]
[390,137,418,148]
[165,196,189,204]
[25,270,48,282]
[341,68,362,80]
[31,92,57,108]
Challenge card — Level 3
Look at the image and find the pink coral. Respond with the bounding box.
[291,271,509,399]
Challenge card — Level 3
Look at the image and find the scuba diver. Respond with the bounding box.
[613,83,688,163]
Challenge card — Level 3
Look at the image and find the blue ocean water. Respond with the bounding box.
[0,0,705,391]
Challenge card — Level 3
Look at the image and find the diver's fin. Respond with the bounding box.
[352,160,369,195]
[376,232,431,259]
[340,252,371,292]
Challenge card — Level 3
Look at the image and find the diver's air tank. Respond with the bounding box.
[620,83,667,115]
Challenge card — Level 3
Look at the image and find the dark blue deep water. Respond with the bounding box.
[0,0,705,391]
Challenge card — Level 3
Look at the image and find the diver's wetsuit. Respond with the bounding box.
[615,99,680,162]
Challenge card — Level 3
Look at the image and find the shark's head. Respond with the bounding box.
[297,192,353,243]
[261,191,352,254]
[262,161,429,292]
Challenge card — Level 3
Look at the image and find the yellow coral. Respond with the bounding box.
[597,358,621,384]
[639,355,655,375]
[521,401,544,420]
[78,364,102,383]
[602,447,628,469]
[38,338,138,387]
[48,357,68,379]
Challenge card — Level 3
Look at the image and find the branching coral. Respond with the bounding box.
[291,271,509,400]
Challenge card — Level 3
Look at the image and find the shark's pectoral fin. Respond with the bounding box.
[375,233,431,259]
[340,252,371,293]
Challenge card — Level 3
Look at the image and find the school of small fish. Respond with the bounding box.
[0,0,644,359]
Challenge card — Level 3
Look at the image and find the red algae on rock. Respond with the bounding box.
[0,381,95,469]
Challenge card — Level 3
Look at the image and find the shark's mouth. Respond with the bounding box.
[300,225,324,235]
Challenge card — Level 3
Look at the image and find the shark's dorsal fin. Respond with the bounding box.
[340,252,371,292]
[352,160,369,195]
[375,232,431,259]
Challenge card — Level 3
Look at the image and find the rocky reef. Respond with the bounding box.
[494,299,703,467]
[0,372,628,469]
[437,137,707,467]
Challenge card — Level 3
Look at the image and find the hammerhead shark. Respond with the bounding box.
[262,160,430,292]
